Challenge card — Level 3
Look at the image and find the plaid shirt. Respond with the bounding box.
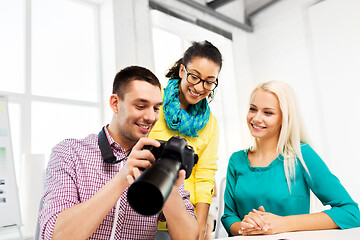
[38,127,195,240]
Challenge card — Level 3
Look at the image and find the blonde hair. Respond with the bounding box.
[249,81,310,191]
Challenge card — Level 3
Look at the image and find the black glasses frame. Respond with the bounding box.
[183,66,218,91]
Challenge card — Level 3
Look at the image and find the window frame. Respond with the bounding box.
[0,0,105,180]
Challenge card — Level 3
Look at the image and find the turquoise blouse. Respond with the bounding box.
[221,143,360,234]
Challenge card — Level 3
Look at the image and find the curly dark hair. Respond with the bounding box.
[165,40,222,101]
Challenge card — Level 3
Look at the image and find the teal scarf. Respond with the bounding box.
[163,78,210,137]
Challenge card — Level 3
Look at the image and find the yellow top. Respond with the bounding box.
[149,104,219,230]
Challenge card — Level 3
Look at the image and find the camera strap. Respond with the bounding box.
[110,199,121,240]
[98,126,118,164]
[98,126,124,239]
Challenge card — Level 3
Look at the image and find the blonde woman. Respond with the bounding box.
[221,81,360,236]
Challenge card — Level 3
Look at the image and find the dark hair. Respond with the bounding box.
[166,40,222,100]
[112,65,161,99]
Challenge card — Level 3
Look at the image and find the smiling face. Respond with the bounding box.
[110,80,163,150]
[247,89,283,142]
[178,57,220,110]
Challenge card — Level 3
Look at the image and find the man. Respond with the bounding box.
[38,66,199,240]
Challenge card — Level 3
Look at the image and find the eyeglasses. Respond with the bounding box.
[183,66,218,91]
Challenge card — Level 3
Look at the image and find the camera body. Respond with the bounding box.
[127,136,198,216]
[142,136,198,179]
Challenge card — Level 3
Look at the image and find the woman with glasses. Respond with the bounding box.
[149,40,222,240]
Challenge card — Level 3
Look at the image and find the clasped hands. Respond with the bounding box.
[238,206,285,235]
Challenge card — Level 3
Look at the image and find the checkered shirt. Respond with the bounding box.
[38,127,195,240]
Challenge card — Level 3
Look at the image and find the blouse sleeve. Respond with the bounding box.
[193,116,219,204]
[301,144,360,229]
[221,152,243,235]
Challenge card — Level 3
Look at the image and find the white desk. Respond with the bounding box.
[217,227,360,240]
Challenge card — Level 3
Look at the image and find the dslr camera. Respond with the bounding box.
[127,136,198,216]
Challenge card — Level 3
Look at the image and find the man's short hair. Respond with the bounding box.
[112,66,161,99]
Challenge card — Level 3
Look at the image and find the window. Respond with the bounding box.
[152,27,183,86]
[0,0,104,182]
[0,0,117,237]
[32,0,99,101]
[0,0,25,93]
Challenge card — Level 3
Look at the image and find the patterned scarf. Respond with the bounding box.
[163,78,210,137]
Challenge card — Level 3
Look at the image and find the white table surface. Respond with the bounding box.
[217,227,360,240]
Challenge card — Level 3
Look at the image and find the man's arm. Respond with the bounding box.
[52,173,127,240]
[52,138,160,240]
[163,170,199,240]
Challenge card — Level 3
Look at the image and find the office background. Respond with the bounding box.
[0,0,359,239]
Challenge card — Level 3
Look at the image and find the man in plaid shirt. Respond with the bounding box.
[38,66,199,240]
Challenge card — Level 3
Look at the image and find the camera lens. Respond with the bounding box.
[127,157,181,216]
[127,181,163,216]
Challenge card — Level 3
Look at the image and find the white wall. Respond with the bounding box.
[246,0,360,203]
[309,0,360,203]
[247,0,323,150]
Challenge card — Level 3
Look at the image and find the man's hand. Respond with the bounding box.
[163,169,199,240]
[174,169,186,187]
[164,169,186,205]
[118,137,160,186]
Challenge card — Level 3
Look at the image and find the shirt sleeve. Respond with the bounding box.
[301,144,360,229]
[180,183,197,219]
[193,116,219,204]
[158,183,197,222]
[38,141,80,240]
[221,152,242,235]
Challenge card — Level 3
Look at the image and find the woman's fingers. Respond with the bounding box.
[258,206,265,212]
[243,212,269,232]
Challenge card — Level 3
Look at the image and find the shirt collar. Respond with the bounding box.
[104,124,124,152]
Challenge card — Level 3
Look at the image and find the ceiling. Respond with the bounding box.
[84,0,279,21]
[205,0,279,16]
[243,0,278,15]
[204,0,281,31]
[82,0,280,33]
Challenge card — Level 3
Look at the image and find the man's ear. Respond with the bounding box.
[109,94,119,114]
